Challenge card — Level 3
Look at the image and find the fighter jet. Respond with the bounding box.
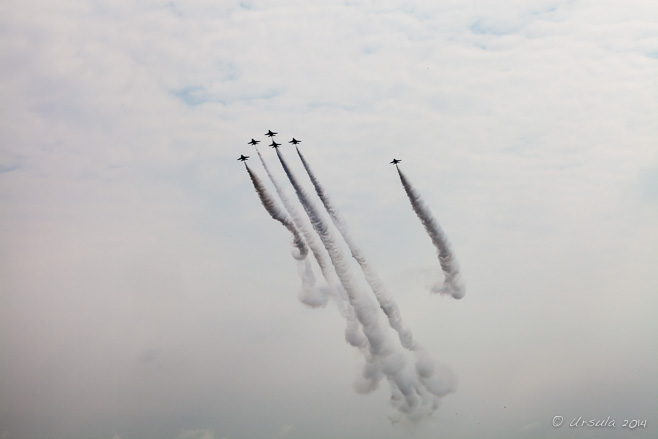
[248,139,260,145]
[289,138,301,145]
[390,158,401,165]
[238,154,250,161]
[265,130,277,137]
[269,140,281,148]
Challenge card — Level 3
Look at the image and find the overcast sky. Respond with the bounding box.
[1,1,657,438]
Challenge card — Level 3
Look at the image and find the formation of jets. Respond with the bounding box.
[240,130,402,166]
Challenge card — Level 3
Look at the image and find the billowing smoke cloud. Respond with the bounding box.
[275,148,454,421]
[396,166,465,299]
[296,147,417,351]
[295,258,327,308]
[244,163,307,260]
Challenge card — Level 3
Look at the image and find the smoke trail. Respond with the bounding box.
[296,146,457,419]
[244,163,328,306]
[396,166,465,299]
[256,149,332,286]
[244,163,307,260]
[255,148,330,307]
[276,148,442,420]
[296,147,417,351]
[255,147,366,340]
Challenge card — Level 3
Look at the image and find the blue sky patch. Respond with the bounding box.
[470,19,518,36]
[172,86,218,106]
[0,163,20,174]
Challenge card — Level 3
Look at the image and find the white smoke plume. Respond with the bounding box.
[254,147,331,308]
[245,163,307,260]
[275,149,383,390]
[296,147,417,351]
[396,166,465,299]
[254,148,368,343]
[275,148,452,420]
[245,163,329,307]
[295,146,458,418]
[256,148,333,286]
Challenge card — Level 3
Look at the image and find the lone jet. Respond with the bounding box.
[238,154,249,161]
[248,139,260,145]
[265,130,277,137]
[270,140,281,148]
[390,158,401,165]
[289,138,301,145]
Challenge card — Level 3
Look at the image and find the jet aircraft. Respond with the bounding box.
[265,130,277,137]
[270,141,281,148]
[289,138,301,145]
[390,158,401,165]
[238,154,250,161]
[248,139,260,145]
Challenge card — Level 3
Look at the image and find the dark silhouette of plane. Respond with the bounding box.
[265,130,277,137]
[390,158,401,165]
[248,139,260,145]
[270,141,281,148]
[289,138,301,145]
[238,154,249,161]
